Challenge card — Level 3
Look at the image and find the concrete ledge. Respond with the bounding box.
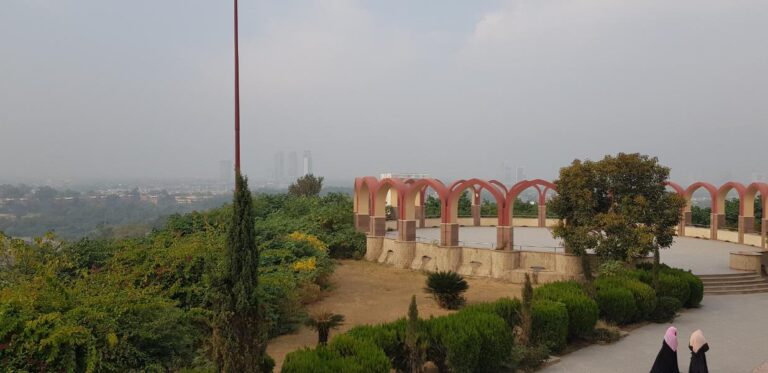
[730,251,762,273]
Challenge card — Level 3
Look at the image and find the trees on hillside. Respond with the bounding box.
[289,174,324,197]
[549,153,686,286]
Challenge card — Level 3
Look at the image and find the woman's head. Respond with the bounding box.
[690,329,707,353]
[664,326,678,351]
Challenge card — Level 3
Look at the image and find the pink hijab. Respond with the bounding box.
[664,326,678,351]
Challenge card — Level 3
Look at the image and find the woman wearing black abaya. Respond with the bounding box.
[650,326,680,373]
[688,329,709,373]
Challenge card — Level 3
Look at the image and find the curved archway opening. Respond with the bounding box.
[447,179,505,248]
[684,182,718,240]
[744,182,768,248]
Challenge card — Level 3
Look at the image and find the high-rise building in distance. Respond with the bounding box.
[288,151,298,180]
[273,151,285,182]
[302,150,313,176]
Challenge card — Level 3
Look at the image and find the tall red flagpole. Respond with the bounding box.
[234,0,241,179]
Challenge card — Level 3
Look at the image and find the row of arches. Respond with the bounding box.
[354,177,768,249]
[354,176,557,249]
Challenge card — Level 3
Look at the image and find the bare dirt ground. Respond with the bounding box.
[266,259,523,371]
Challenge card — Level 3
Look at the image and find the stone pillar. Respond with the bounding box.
[716,213,726,230]
[355,213,370,233]
[762,219,767,249]
[677,217,686,236]
[741,216,755,234]
[370,216,387,237]
[684,211,693,226]
[415,206,426,228]
[710,213,718,240]
[538,204,547,227]
[471,205,481,226]
[440,223,459,247]
[738,215,747,244]
[496,226,513,250]
[397,220,416,242]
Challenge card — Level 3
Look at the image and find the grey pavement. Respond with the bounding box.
[540,294,768,373]
[414,227,762,274]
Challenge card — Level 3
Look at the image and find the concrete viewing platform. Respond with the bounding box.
[400,227,764,275]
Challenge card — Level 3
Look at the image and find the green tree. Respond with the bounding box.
[549,153,686,286]
[425,195,441,218]
[212,173,267,372]
[405,295,427,373]
[288,174,324,197]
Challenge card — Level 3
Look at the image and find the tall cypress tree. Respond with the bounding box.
[213,173,266,372]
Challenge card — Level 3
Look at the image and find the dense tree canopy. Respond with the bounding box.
[289,174,324,197]
[549,153,686,283]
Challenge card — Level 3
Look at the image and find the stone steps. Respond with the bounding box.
[698,272,768,295]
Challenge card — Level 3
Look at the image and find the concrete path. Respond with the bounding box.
[541,294,768,373]
[413,227,762,274]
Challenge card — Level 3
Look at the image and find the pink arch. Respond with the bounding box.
[684,182,719,214]
[404,178,449,222]
[717,182,747,215]
[372,178,408,217]
[447,179,506,224]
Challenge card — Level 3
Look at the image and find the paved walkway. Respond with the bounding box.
[413,227,763,274]
[540,293,768,373]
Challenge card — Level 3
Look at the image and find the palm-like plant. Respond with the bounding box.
[305,310,345,345]
[424,271,469,309]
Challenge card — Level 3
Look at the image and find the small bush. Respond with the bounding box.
[425,310,515,373]
[598,260,627,277]
[657,273,690,306]
[596,277,657,322]
[595,286,635,324]
[346,320,407,371]
[649,296,682,323]
[534,282,598,339]
[511,344,550,372]
[588,320,622,344]
[531,300,569,353]
[282,335,390,373]
[669,269,703,308]
[424,271,469,309]
[459,297,522,329]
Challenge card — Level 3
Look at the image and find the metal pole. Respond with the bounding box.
[234,0,241,177]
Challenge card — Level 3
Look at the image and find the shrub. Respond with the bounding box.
[534,281,598,339]
[669,269,703,308]
[531,300,569,353]
[596,277,657,321]
[426,310,515,373]
[511,344,550,372]
[657,273,690,306]
[459,297,522,329]
[588,320,622,344]
[281,335,390,373]
[649,296,682,323]
[346,320,407,371]
[598,260,628,278]
[595,286,636,324]
[424,271,469,309]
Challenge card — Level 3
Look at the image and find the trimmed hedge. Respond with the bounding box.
[346,320,407,371]
[426,310,515,373]
[459,297,522,329]
[650,296,682,323]
[282,335,390,373]
[595,277,657,322]
[534,282,598,339]
[657,273,691,306]
[531,300,569,353]
[595,286,635,324]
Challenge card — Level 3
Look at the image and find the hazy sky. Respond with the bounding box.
[2,0,767,185]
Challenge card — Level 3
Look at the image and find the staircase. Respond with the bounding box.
[699,272,768,295]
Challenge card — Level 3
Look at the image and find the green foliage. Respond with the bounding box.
[656,273,691,306]
[595,285,636,324]
[424,271,469,309]
[306,311,345,345]
[460,297,522,329]
[405,295,427,373]
[650,296,682,323]
[425,310,515,373]
[531,300,569,353]
[594,277,657,322]
[549,153,687,282]
[534,281,598,339]
[511,344,550,372]
[0,178,353,371]
[598,260,627,278]
[288,174,324,197]
[346,320,408,371]
[281,335,390,373]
